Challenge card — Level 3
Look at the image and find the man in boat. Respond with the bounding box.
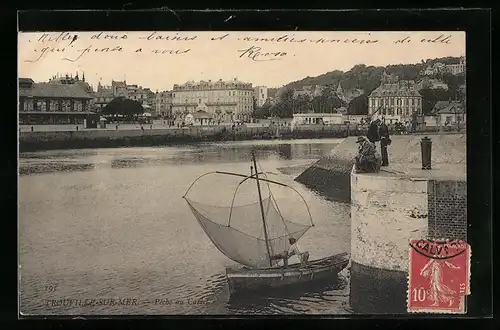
[272,237,310,268]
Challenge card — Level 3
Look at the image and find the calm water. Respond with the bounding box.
[19,139,352,315]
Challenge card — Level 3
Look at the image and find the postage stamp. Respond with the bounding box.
[408,239,471,314]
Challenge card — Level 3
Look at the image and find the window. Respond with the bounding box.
[50,101,58,112]
[75,101,83,111]
[36,100,46,111]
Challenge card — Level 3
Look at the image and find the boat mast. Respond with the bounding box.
[252,150,273,267]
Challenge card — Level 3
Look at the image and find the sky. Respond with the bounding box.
[18,31,465,91]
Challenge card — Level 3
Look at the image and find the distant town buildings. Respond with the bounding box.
[420,57,466,76]
[368,71,423,121]
[93,83,114,110]
[417,78,449,90]
[171,78,254,122]
[95,80,155,112]
[420,62,447,76]
[253,86,268,107]
[334,83,364,104]
[155,91,173,118]
[445,56,466,75]
[431,100,466,126]
[292,85,324,99]
[291,83,363,105]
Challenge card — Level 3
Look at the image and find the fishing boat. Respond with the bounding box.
[183,150,349,296]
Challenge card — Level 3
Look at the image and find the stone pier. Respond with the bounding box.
[349,162,466,313]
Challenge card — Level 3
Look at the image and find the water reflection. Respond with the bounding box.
[19,139,341,175]
[19,162,95,175]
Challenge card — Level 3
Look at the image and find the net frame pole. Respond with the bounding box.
[252,150,273,267]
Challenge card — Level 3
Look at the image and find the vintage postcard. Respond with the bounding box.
[18,30,467,316]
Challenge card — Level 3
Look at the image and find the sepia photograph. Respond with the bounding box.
[18,29,468,316]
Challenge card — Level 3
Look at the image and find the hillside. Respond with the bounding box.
[256,56,465,118]
[277,56,464,95]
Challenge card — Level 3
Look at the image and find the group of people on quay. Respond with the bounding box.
[355,118,391,173]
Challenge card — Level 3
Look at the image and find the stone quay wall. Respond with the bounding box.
[19,124,355,152]
[349,169,429,314]
[349,169,467,314]
[295,133,466,203]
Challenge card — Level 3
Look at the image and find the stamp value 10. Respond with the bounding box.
[408,239,471,314]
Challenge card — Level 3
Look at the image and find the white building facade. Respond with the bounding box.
[254,86,268,107]
[368,72,423,121]
[172,78,254,123]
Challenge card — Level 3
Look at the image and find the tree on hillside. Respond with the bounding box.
[271,89,294,117]
[102,97,145,119]
[438,72,466,93]
[386,63,424,80]
[347,94,369,115]
[294,94,312,113]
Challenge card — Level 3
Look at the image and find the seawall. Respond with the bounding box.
[19,125,354,152]
[295,133,466,203]
[349,163,466,314]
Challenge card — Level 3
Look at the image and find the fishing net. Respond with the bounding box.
[184,171,313,268]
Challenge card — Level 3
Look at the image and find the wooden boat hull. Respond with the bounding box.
[226,252,349,296]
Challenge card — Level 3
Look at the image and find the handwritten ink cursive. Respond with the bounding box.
[91,32,128,40]
[138,32,197,41]
[310,37,378,44]
[37,32,77,44]
[24,46,66,63]
[394,36,412,44]
[420,34,452,44]
[239,35,307,43]
[211,33,230,41]
[62,45,123,62]
[150,49,191,55]
[237,45,287,61]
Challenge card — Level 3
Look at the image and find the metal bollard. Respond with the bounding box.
[421,136,432,170]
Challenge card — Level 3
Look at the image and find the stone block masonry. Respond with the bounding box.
[427,180,467,240]
[349,167,428,314]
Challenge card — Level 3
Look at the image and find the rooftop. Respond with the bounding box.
[369,81,421,98]
[19,79,93,99]
[431,101,465,115]
[173,78,253,89]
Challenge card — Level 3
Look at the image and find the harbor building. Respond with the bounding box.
[19,77,97,126]
[171,78,254,123]
[368,71,423,122]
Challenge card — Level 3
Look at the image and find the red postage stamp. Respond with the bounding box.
[407,239,471,314]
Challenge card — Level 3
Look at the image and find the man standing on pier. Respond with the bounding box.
[367,119,381,143]
[379,118,391,166]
